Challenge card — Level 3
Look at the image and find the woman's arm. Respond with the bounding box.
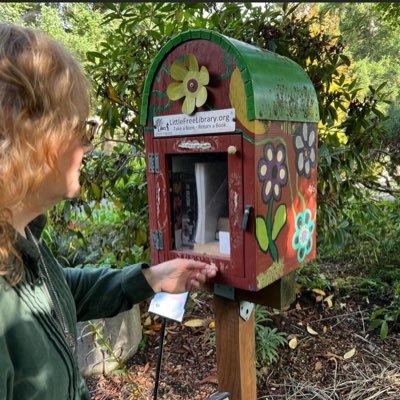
[63,260,217,322]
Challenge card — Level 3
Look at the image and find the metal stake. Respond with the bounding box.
[153,317,167,400]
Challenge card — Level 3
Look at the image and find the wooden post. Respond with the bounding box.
[214,294,257,400]
[236,272,296,309]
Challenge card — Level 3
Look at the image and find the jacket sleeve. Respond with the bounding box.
[0,335,13,400]
[0,279,15,400]
[63,264,155,322]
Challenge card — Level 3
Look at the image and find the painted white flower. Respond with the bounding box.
[293,124,317,178]
[257,143,288,203]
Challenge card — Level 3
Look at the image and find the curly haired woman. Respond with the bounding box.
[0,24,217,400]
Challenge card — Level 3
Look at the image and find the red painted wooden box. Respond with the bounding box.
[140,30,319,291]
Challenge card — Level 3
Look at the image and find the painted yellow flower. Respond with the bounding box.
[167,54,209,115]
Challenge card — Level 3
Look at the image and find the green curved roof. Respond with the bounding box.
[140,29,319,125]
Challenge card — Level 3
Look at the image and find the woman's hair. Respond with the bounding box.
[0,24,91,285]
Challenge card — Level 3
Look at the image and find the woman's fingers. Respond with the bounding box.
[185,260,210,270]
[190,279,200,289]
[184,261,218,275]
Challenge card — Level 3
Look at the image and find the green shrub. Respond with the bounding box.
[254,305,287,369]
[45,145,150,269]
[296,262,332,292]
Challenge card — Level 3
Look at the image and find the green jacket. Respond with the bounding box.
[0,216,154,400]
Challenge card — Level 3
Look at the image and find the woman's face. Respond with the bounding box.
[38,132,92,206]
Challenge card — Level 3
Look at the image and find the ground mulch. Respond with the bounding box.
[86,263,400,399]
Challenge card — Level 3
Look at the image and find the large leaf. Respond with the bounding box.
[380,320,389,339]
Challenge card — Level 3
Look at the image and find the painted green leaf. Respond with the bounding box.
[256,216,269,252]
[272,204,287,241]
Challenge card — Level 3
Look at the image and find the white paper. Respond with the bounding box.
[194,162,227,244]
[148,292,189,322]
[219,231,231,255]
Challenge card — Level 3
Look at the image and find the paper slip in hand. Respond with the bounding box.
[148,292,189,323]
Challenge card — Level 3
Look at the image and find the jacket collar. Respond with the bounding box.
[14,215,47,273]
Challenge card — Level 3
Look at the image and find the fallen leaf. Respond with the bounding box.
[199,374,218,384]
[183,319,206,328]
[166,327,179,335]
[324,294,334,308]
[312,288,326,296]
[143,329,156,336]
[143,362,150,373]
[343,347,356,359]
[150,324,161,331]
[260,366,269,374]
[295,302,302,311]
[315,295,324,302]
[323,326,328,334]
[295,283,303,294]
[289,337,298,349]
[143,316,152,326]
[208,321,215,329]
[307,325,318,335]
[315,361,323,371]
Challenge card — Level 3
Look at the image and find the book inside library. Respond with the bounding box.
[169,153,231,258]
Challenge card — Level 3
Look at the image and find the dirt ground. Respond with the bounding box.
[86,263,400,400]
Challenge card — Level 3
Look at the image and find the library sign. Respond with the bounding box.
[153,108,235,137]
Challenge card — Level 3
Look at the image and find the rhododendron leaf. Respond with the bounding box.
[289,337,298,349]
[343,348,356,359]
[184,319,206,327]
[307,325,318,335]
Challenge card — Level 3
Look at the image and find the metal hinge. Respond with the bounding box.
[214,284,235,300]
[239,301,254,321]
[151,230,164,250]
[148,153,159,173]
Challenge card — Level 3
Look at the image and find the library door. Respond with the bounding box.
[153,134,245,280]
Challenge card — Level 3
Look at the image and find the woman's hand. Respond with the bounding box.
[142,258,218,294]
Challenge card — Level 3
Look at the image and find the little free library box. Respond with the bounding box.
[140,29,319,294]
